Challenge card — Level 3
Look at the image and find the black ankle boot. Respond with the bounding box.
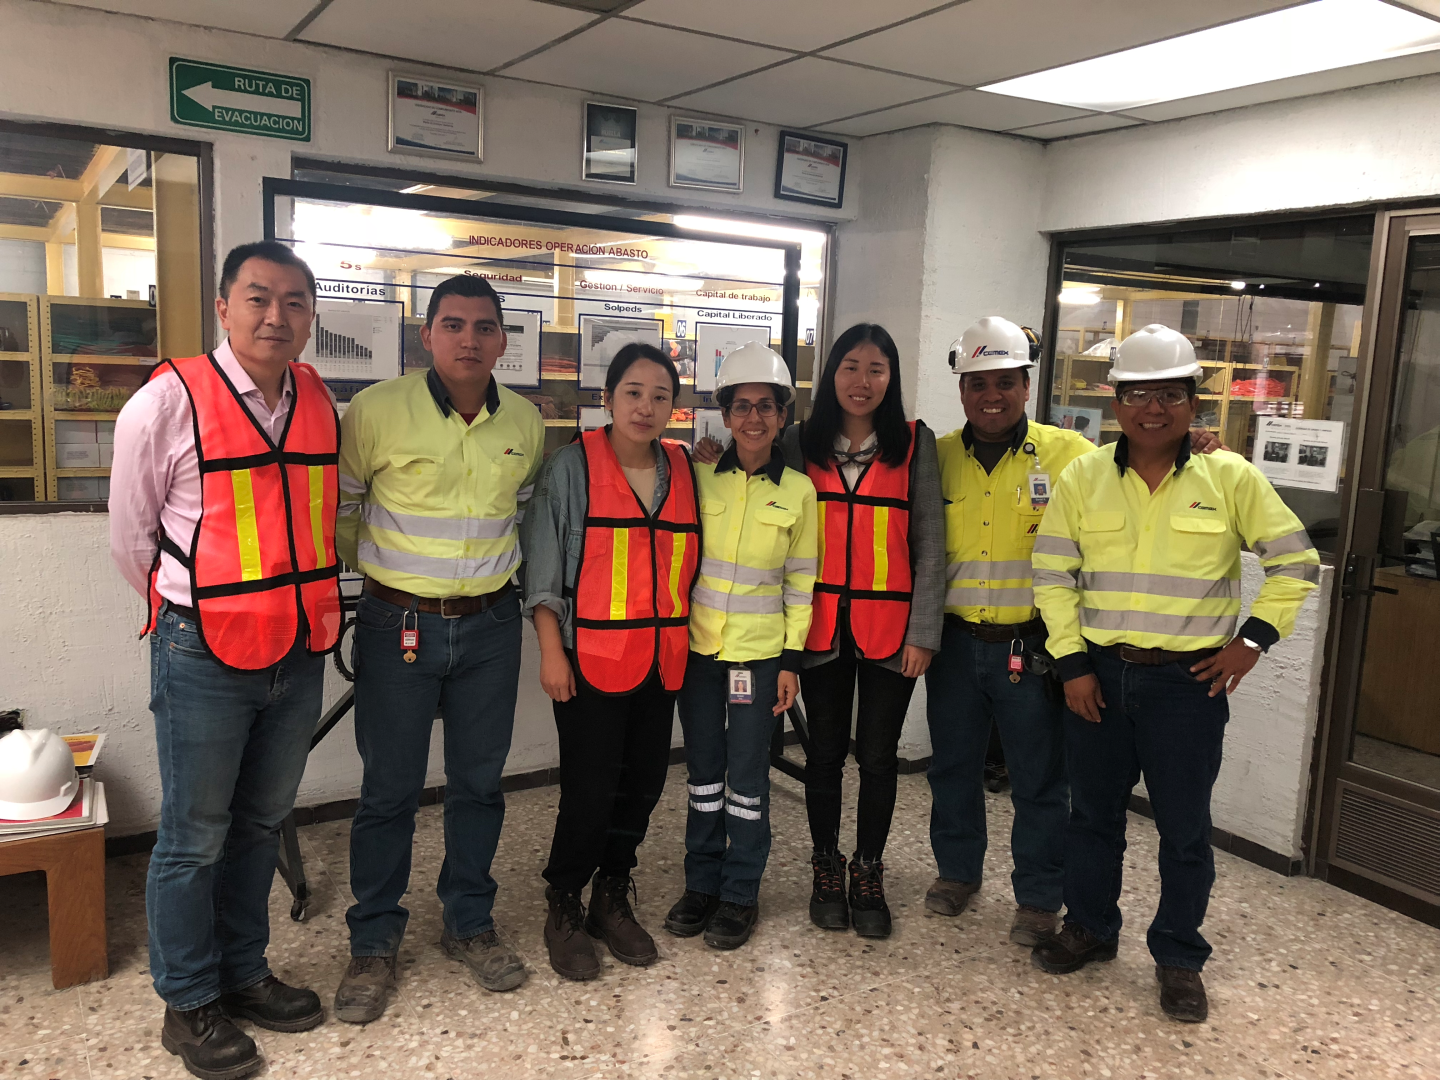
[848,854,892,938]
[810,850,849,930]
[161,1001,262,1080]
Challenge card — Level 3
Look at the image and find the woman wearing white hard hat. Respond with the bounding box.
[663,341,817,950]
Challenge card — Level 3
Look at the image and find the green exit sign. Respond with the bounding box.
[169,58,310,141]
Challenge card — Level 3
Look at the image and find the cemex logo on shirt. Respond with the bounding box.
[765,500,790,511]
[504,448,526,457]
[1190,501,1217,511]
[971,345,1012,358]
[1027,523,1039,534]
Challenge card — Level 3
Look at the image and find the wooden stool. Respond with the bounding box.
[0,826,108,988]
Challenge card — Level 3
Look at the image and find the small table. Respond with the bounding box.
[0,826,108,988]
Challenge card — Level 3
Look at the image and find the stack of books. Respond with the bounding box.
[0,732,109,844]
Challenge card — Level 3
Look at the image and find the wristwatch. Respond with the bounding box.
[1240,637,1263,653]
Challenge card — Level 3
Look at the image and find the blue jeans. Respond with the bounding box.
[147,606,325,1010]
[677,653,780,906]
[924,619,1068,910]
[1062,646,1228,971]
[346,588,522,955]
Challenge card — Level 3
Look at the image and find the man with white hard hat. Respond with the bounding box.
[1030,324,1320,1022]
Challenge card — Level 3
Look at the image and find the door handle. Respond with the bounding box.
[1341,584,1399,597]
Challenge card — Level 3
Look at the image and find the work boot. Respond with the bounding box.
[703,900,759,949]
[1030,922,1119,974]
[924,877,979,916]
[333,955,397,1024]
[663,889,721,937]
[1157,965,1209,1023]
[1009,905,1059,947]
[544,886,601,981]
[161,1001,262,1080]
[441,927,529,992]
[585,873,658,966]
[848,855,892,938]
[809,850,849,930]
[219,974,323,1033]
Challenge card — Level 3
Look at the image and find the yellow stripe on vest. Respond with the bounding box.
[668,533,687,616]
[815,500,827,569]
[872,505,889,591]
[611,528,629,621]
[231,469,262,582]
[308,465,326,568]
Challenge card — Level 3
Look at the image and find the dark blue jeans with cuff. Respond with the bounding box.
[924,619,1068,911]
[346,587,522,957]
[1061,644,1228,971]
[677,652,781,907]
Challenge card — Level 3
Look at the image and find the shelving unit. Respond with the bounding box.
[0,294,44,502]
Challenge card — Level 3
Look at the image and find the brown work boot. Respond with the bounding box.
[440,928,528,992]
[1157,965,1209,1023]
[333,955,397,1024]
[585,872,659,966]
[925,877,979,916]
[1031,922,1118,974]
[1009,905,1059,946]
[544,886,601,981]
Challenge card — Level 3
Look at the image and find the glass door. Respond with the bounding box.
[1317,212,1440,913]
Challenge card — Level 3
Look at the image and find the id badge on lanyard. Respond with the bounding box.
[1027,471,1051,512]
[728,665,754,705]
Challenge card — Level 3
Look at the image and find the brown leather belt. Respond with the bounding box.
[948,614,1047,643]
[364,577,513,618]
[1102,643,1218,666]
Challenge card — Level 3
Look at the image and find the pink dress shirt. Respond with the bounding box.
[109,340,295,606]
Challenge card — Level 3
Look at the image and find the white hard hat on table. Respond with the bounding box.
[715,341,795,405]
[1109,324,1201,383]
[0,727,79,821]
[947,317,1038,374]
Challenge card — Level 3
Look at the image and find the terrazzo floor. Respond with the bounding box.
[2,760,1439,1080]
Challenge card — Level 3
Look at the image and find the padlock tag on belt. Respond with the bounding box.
[401,611,419,664]
[1008,638,1024,684]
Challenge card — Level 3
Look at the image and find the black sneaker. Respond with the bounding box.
[809,850,849,930]
[703,901,758,949]
[848,855,892,938]
[663,889,720,937]
[1031,922,1118,974]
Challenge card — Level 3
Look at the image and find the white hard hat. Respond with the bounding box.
[715,341,794,405]
[948,317,1038,374]
[1110,324,1201,383]
[0,728,79,821]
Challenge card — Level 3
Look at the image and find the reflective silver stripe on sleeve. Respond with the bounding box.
[727,790,762,806]
[1078,571,1241,601]
[516,484,535,502]
[1078,607,1237,638]
[688,782,723,796]
[691,585,784,615]
[339,474,367,495]
[338,500,362,518]
[946,559,1033,581]
[1252,529,1314,560]
[1031,536,1081,559]
[700,557,784,587]
[782,586,813,607]
[357,539,519,583]
[1266,562,1321,583]
[1031,568,1077,589]
[784,557,818,577]
[945,586,1034,608]
[362,503,516,541]
[690,799,723,812]
[725,804,762,820]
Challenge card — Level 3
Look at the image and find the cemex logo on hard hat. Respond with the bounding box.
[971,345,1012,358]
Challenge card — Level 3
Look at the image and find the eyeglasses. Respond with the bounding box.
[1116,386,1191,407]
[726,399,780,417]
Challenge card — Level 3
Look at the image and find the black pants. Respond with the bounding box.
[800,621,917,860]
[543,672,677,893]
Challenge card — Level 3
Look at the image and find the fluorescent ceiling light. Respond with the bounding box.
[673,214,827,249]
[1231,280,1248,290]
[980,0,1440,113]
[1059,287,1102,305]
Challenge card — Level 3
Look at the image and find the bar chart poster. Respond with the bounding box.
[302,298,402,382]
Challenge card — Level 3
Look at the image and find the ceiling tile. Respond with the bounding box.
[1005,114,1144,139]
[823,0,1296,88]
[820,89,1090,136]
[299,0,595,72]
[53,0,309,37]
[668,56,945,128]
[1123,48,1440,121]
[504,19,790,101]
[620,0,947,53]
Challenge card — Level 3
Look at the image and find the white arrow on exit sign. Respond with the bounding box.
[181,82,304,118]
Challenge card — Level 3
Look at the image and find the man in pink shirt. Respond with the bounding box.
[110,241,338,1080]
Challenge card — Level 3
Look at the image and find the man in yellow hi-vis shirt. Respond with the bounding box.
[1030,324,1319,1024]
[332,276,543,1021]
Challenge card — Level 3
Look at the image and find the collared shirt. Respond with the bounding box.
[1113,432,1193,477]
[109,339,296,605]
[426,364,500,419]
[714,441,787,485]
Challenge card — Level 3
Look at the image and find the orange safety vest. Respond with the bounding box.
[141,353,342,671]
[570,428,701,695]
[805,420,918,660]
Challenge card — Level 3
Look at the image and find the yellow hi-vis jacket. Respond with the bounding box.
[937,419,1095,625]
[689,444,817,666]
[1032,438,1320,677]
[336,369,543,598]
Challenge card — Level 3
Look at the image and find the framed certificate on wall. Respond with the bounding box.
[583,102,638,184]
[670,117,743,192]
[775,131,848,208]
[388,73,483,161]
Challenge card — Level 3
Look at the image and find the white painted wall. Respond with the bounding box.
[0,239,45,295]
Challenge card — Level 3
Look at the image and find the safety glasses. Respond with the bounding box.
[1116,385,1191,407]
[726,399,780,417]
